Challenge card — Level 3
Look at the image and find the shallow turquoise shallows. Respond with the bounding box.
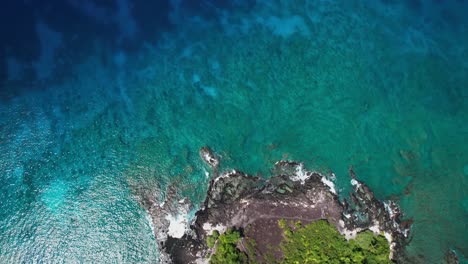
[0,1,467,263]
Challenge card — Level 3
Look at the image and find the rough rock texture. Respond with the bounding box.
[342,166,411,260]
[444,249,460,264]
[199,146,219,176]
[142,147,411,263]
[193,168,344,262]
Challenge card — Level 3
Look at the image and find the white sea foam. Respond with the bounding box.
[287,162,337,194]
[214,170,237,183]
[145,213,155,235]
[321,176,337,194]
[203,168,210,178]
[383,201,396,218]
[350,179,361,187]
[290,163,311,183]
[165,213,188,238]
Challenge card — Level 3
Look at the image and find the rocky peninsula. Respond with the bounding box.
[140,147,411,263]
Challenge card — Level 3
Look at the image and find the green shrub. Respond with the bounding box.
[244,237,259,264]
[207,231,219,248]
[209,229,248,264]
[279,219,391,264]
[352,231,392,263]
[207,220,391,264]
[207,237,215,248]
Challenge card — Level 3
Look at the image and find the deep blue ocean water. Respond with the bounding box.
[0,0,467,263]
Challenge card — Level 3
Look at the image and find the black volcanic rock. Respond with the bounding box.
[199,146,220,175]
[142,148,411,263]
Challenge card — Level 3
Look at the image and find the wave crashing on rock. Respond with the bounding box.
[139,147,411,263]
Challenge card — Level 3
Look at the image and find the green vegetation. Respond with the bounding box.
[207,228,259,264]
[351,231,392,263]
[209,228,247,264]
[243,236,259,264]
[207,220,391,264]
[279,219,391,264]
[207,230,220,248]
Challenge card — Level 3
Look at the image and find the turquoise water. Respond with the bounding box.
[1,1,467,263]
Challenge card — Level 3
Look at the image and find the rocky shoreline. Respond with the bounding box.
[141,147,412,263]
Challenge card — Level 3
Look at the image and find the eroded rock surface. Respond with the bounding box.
[199,146,219,175]
[142,147,411,263]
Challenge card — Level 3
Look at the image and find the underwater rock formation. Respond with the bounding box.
[199,146,219,174]
[143,147,411,263]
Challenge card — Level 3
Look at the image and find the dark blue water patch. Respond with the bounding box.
[0,2,38,62]
[35,1,118,46]
[406,0,423,13]
[376,0,468,29]
[1,0,259,98]
[130,1,173,47]
[0,1,171,86]
[180,0,256,20]
[48,0,173,52]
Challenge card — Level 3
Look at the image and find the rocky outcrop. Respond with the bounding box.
[340,166,411,260]
[193,167,345,262]
[142,147,411,263]
[199,146,219,176]
[445,249,460,264]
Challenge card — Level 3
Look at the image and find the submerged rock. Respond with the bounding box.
[444,249,460,264]
[199,146,219,171]
[143,149,411,263]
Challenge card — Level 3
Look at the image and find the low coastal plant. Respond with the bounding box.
[208,220,390,263]
[208,228,247,264]
[279,219,391,264]
[207,230,219,248]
